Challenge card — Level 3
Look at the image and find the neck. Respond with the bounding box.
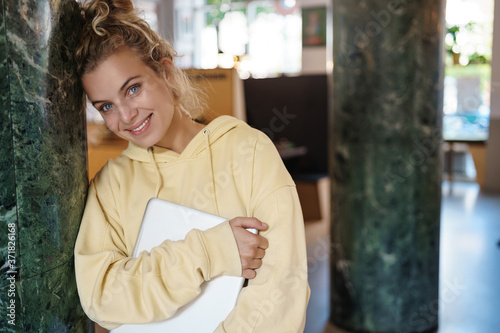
[156,109,205,154]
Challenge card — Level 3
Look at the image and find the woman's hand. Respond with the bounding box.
[229,217,269,279]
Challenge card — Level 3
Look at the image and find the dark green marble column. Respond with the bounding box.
[1,0,88,331]
[330,1,444,332]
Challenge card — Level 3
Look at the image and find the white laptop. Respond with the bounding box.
[111,198,253,333]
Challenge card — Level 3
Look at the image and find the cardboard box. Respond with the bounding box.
[184,68,246,121]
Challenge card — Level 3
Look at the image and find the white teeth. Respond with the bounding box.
[131,115,150,132]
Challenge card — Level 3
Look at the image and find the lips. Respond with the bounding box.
[128,114,152,135]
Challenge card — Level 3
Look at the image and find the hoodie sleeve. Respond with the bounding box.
[216,132,310,333]
[74,181,242,330]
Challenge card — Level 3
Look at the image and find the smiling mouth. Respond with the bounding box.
[129,114,152,132]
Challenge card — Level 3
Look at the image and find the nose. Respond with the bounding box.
[117,103,138,124]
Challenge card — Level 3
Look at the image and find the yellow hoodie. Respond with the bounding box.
[74,116,310,332]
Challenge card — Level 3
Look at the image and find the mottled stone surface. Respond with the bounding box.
[20,261,88,332]
[330,1,444,332]
[0,0,88,331]
[0,0,23,331]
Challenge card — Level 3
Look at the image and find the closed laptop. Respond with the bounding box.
[111,198,247,333]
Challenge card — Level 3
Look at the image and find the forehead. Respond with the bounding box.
[84,49,146,81]
[81,49,156,97]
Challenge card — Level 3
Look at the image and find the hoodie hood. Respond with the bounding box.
[121,115,243,163]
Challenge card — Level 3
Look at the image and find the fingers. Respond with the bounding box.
[240,251,264,269]
[229,217,270,279]
[258,236,269,250]
[249,258,263,270]
[242,269,256,280]
[241,235,268,256]
[254,248,266,259]
[242,258,264,279]
[231,217,268,231]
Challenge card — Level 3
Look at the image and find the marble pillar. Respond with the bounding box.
[0,0,88,331]
[330,1,444,332]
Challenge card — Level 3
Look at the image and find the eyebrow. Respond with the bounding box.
[120,75,140,92]
[91,75,141,107]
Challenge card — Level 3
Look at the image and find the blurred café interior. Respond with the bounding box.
[85,0,500,332]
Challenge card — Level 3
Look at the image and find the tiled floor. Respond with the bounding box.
[438,181,500,333]
[305,181,500,333]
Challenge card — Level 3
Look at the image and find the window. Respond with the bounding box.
[443,0,494,141]
[174,0,301,78]
[134,0,160,32]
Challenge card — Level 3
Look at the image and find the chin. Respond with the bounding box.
[131,135,162,148]
[131,139,155,148]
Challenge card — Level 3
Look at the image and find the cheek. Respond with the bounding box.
[103,114,119,131]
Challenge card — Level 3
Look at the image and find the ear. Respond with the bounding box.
[160,57,174,73]
[159,57,174,81]
[160,57,173,67]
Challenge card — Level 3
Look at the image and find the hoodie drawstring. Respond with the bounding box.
[145,129,219,213]
[147,146,162,198]
[203,129,220,216]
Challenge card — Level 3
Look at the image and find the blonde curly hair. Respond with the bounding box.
[75,0,207,121]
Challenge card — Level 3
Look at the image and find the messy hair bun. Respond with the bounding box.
[75,0,207,121]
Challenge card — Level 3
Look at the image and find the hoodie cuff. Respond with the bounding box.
[198,220,242,280]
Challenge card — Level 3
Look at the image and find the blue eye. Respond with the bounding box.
[101,103,113,112]
[129,85,140,95]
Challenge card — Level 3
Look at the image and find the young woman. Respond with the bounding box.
[74,0,309,331]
